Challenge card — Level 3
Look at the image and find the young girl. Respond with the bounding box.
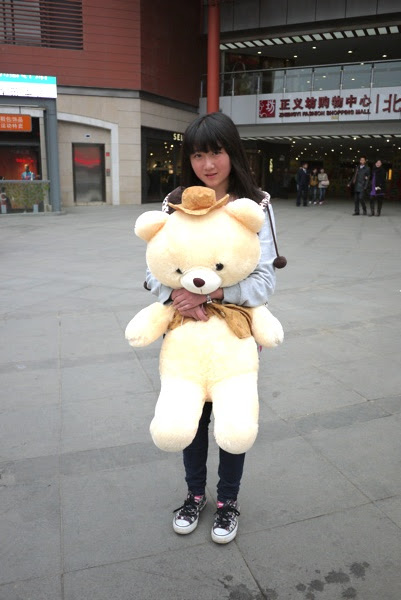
[145,112,279,544]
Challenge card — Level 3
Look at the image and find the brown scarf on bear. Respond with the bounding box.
[168,302,253,339]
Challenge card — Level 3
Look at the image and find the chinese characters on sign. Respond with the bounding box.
[0,73,57,98]
[258,88,401,122]
[0,114,32,132]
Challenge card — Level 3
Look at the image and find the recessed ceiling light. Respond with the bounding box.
[382,54,388,57]
[257,51,261,54]
[312,46,317,49]
[348,50,353,54]
[293,55,298,58]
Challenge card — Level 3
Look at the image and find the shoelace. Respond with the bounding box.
[214,503,240,529]
[173,497,199,518]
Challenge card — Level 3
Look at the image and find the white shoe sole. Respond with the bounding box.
[211,522,238,544]
[173,499,207,535]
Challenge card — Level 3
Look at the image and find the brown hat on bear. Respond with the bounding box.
[169,186,229,215]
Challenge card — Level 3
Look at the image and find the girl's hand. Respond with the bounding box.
[171,289,207,311]
[178,305,209,321]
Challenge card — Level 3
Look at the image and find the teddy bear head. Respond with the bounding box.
[135,186,265,295]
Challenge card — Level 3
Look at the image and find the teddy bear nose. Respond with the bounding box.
[193,278,205,288]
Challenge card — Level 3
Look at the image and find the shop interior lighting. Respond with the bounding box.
[323,33,334,39]
[244,41,255,47]
[366,29,376,35]
[334,32,344,38]
[302,35,313,41]
[312,34,323,40]
[282,37,293,43]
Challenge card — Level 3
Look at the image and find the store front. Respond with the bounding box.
[0,116,41,181]
[141,127,183,203]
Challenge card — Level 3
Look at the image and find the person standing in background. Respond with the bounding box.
[296,162,309,207]
[318,168,329,204]
[309,168,319,204]
[369,159,386,217]
[348,156,370,215]
[21,164,35,180]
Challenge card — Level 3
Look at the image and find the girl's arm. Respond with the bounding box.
[222,207,277,307]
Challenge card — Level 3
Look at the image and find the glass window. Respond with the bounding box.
[372,61,401,88]
[285,68,313,93]
[313,66,341,91]
[342,64,372,89]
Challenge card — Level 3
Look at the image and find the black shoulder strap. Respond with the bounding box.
[265,201,287,269]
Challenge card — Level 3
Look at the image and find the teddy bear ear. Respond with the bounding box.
[225,198,265,233]
[134,211,169,242]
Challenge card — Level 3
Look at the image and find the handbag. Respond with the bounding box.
[320,179,330,187]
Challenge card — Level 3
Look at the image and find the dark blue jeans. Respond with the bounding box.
[183,402,245,502]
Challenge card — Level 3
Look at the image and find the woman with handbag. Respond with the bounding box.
[318,168,329,204]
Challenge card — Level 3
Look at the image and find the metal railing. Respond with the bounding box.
[200,59,401,97]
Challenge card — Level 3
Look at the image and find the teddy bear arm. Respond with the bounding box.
[250,306,284,348]
[125,303,175,347]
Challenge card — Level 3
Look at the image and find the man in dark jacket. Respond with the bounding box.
[296,162,309,207]
[349,156,370,215]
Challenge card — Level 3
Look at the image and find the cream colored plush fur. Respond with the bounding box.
[125,187,283,454]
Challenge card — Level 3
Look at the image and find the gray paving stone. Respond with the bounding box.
[0,576,62,600]
[236,504,401,600]
[0,405,60,461]
[260,363,366,419]
[61,355,155,404]
[63,543,262,600]
[376,495,401,528]
[61,392,156,454]
[1,200,400,596]
[288,401,390,434]
[0,470,60,585]
[61,457,207,572]
[306,414,401,499]
[0,366,59,412]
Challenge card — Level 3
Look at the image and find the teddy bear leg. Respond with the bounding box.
[150,377,206,452]
[211,374,259,455]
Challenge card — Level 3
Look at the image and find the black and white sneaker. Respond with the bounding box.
[211,499,240,544]
[173,493,207,535]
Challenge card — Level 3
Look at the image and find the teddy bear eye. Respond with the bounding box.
[215,263,224,271]
[176,268,183,274]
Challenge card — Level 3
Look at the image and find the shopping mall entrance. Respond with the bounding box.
[240,124,401,201]
[141,127,183,203]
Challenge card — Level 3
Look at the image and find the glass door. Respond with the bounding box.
[72,144,105,203]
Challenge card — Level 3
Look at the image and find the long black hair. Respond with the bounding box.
[180,112,264,203]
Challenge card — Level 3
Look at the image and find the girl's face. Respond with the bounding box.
[375,160,382,168]
[190,147,231,199]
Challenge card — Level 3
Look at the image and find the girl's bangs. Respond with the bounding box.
[187,122,223,154]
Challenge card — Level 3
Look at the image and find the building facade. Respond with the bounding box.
[201,0,401,197]
[0,0,203,208]
[1,0,401,209]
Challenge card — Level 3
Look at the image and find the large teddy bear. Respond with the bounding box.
[125,186,283,454]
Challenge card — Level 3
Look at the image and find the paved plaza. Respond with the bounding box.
[0,197,401,600]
